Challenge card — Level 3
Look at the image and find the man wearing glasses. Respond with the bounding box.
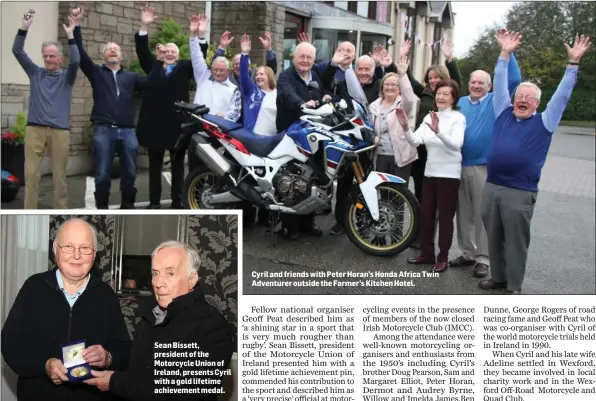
[479,30,591,295]
[1,218,132,401]
[12,10,79,209]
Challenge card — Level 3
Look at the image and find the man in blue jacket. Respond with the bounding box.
[276,42,329,239]
[71,7,146,209]
[480,29,591,294]
[449,54,521,278]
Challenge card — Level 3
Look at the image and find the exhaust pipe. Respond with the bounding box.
[193,135,232,176]
[192,135,269,209]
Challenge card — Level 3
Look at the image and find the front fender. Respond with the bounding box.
[358,171,406,221]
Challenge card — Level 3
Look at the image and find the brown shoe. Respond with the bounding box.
[474,263,489,277]
[431,262,448,272]
[479,279,507,290]
[407,255,435,265]
[448,255,475,267]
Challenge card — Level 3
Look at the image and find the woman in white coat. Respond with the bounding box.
[395,79,466,273]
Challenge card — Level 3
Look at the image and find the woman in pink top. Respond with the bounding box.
[369,56,419,181]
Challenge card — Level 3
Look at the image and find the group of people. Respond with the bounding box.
[11,5,592,293]
[1,217,234,401]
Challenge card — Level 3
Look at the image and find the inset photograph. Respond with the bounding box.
[0,212,239,400]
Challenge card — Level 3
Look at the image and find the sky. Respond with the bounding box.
[451,2,515,58]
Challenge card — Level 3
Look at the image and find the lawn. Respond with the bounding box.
[560,120,596,128]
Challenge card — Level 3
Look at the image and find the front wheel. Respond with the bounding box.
[343,183,419,256]
[182,166,239,209]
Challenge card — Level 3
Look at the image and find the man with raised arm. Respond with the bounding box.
[448,51,522,278]
[189,15,241,122]
[210,30,278,84]
[12,10,79,209]
[70,6,146,209]
[134,5,208,210]
[480,30,591,294]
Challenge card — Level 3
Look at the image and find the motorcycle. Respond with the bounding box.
[173,71,419,256]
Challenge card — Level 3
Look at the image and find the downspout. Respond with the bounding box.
[205,1,212,41]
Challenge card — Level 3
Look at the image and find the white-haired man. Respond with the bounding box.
[276,41,331,239]
[13,10,79,209]
[480,30,591,295]
[1,218,131,401]
[84,240,234,399]
[189,16,241,122]
[448,53,521,277]
[134,6,209,209]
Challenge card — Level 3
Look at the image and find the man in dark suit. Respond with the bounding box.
[134,6,208,209]
[276,42,329,240]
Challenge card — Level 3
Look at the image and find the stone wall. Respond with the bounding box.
[210,1,286,73]
[1,1,206,176]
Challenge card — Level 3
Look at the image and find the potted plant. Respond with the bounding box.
[1,111,27,185]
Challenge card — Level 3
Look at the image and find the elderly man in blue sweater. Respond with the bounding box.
[449,53,521,278]
[480,29,591,294]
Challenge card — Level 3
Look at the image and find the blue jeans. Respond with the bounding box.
[93,125,138,194]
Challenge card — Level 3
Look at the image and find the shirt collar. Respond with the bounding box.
[56,269,90,297]
[299,70,312,86]
[468,93,489,104]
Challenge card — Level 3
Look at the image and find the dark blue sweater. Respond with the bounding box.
[74,26,146,128]
[488,57,578,192]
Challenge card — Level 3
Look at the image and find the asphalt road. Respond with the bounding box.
[243,129,596,296]
[2,128,595,296]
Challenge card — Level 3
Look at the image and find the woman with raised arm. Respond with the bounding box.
[401,39,461,248]
[238,33,278,136]
[369,56,419,181]
[395,79,466,274]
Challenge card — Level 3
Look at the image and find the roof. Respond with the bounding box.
[428,1,447,15]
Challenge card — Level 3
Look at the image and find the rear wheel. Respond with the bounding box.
[183,166,239,209]
[343,183,419,256]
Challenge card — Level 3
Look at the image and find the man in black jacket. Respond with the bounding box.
[1,218,132,401]
[276,42,331,239]
[134,6,209,209]
[71,7,146,209]
[84,241,234,401]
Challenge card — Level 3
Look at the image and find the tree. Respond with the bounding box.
[457,1,595,120]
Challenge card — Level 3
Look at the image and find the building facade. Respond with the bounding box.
[1,1,454,176]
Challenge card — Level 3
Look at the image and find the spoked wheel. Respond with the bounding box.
[344,183,419,256]
[183,167,239,209]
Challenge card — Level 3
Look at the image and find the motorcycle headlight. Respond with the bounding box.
[361,127,375,143]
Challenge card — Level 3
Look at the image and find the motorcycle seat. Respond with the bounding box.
[201,114,243,133]
[227,127,286,157]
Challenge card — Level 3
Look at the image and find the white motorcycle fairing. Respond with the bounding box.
[358,171,406,221]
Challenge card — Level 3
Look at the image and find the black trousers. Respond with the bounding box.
[148,148,184,207]
[335,168,354,227]
[410,144,427,203]
[281,212,316,234]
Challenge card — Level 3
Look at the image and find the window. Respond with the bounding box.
[113,215,185,295]
[348,1,358,13]
[360,33,388,59]
[431,24,442,65]
[283,13,307,70]
[313,28,357,62]
[368,1,377,20]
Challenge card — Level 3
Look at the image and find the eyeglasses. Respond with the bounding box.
[514,95,537,101]
[383,83,399,88]
[56,244,95,255]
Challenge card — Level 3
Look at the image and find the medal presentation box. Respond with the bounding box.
[61,340,93,382]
